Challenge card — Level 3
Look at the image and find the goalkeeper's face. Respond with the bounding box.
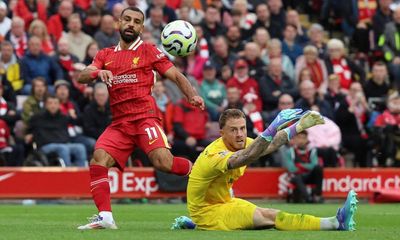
[220,117,247,152]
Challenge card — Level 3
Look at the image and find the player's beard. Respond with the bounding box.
[120,28,140,43]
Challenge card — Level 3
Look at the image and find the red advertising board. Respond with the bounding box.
[0,167,399,199]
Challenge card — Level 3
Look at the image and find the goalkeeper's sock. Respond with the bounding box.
[90,165,112,212]
[275,211,321,230]
[320,216,339,230]
[170,157,193,176]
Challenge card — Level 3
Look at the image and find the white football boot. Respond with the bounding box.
[77,214,118,230]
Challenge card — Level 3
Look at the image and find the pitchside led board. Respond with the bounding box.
[0,168,399,199]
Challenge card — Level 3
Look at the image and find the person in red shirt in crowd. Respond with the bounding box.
[47,0,74,42]
[227,59,263,112]
[172,97,210,162]
[374,91,400,167]
[13,0,47,30]
[77,7,204,230]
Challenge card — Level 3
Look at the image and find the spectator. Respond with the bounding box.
[92,0,111,15]
[295,80,334,120]
[53,37,80,82]
[0,41,23,93]
[325,38,366,92]
[27,95,87,167]
[47,0,74,42]
[307,116,343,167]
[121,0,148,14]
[242,41,266,81]
[373,0,393,43]
[262,38,295,81]
[209,36,238,74]
[252,27,270,58]
[250,3,281,39]
[266,93,294,124]
[172,98,210,162]
[295,45,328,94]
[175,2,204,25]
[282,24,304,65]
[94,15,119,49]
[0,83,18,128]
[200,61,226,121]
[83,7,102,36]
[152,81,174,141]
[268,0,286,39]
[364,62,390,111]
[5,17,28,59]
[13,0,47,30]
[259,58,297,111]
[0,1,11,42]
[20,36,63,94]
[0,119,15,166]
[379,6,400,89]
[231,0,257,31]
[200,5,226,46]
[320,0,358,38]
[324,74,346,112]
[21,77,47,125]
[283,131,324,203]
[28,19,55,56]
[307,23,327,59]
[66,14,94,62]
[83,42,99,66]
[83,82,111,140]
[146,0,177,23]
[335,82,369,167]
[227,59,263,112]
[144,7,166,46]
[54,79,95,157]
[374,91,400,167]
[286,9,309,45]
[226,25,245,55]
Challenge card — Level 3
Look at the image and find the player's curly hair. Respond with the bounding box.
[219,109,246,129]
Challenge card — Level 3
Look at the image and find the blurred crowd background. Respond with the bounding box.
[0,0,400,172]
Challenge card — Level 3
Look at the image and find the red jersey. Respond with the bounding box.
[0,119,10,149]
[91,37,174,122]
[226,76,263,111]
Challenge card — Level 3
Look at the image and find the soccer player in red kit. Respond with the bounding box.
[77,7,204,230]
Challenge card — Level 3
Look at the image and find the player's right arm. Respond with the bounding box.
[78,66,113,86]
[78,49,113,86]
[227,130,288,169]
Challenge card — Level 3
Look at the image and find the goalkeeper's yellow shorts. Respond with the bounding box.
[191,198,257,230]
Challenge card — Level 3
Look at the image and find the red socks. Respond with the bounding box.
[90,165,111,212]
[170,157,192,176]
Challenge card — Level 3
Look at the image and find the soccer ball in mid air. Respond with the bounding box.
[161,20,197,57]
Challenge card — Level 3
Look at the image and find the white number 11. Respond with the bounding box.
[144,127,158,140]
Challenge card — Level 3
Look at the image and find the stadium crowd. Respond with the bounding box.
[0,0,399,170]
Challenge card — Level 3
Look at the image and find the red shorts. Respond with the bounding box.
[95,118,170,170]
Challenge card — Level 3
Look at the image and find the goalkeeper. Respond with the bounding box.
[172,108,357,231]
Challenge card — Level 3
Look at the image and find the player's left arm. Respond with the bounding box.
[163,66,205,110]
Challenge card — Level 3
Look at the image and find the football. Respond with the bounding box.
[161,20,197,57]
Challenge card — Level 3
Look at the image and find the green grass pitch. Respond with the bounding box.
[0,203,399,240]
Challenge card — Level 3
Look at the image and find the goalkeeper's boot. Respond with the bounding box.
[77,214,118,230]
[171,216,196,230]
[336,190,358,231]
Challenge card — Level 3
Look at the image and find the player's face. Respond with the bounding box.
[119,10,144,43]
[221,117,247,151]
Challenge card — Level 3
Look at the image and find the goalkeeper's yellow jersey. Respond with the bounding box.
[187,137,254,214]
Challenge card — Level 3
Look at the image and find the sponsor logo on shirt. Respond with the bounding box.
[112,74,138,85]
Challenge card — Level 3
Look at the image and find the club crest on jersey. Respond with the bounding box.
[132,57,140,68]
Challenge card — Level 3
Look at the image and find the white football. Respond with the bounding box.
[161,20,197,57]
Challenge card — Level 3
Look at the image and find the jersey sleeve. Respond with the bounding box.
[147,44,174,75]
[90,49,106,69]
